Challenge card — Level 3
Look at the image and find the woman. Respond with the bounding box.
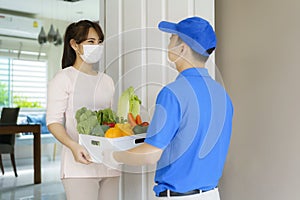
[46,20,120,200]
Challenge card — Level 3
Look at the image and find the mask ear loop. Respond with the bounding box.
[77,44,85,56]
[70,39,82,56]
[170,44,185,64]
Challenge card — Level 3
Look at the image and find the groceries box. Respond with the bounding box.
[79,133,146,163]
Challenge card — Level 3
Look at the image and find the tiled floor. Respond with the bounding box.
[0,157,66,200]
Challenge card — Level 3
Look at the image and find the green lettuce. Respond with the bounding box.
[76,107,115,136]
[96,108,117,124]
[76,107,99,135]
[117,86,141,120]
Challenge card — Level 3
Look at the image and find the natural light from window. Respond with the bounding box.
[0,57,48,109]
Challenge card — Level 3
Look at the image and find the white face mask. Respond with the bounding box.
[168,45,183,69]
[80,44,104,64]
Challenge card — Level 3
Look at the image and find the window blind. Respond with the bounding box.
[0,37,48,108]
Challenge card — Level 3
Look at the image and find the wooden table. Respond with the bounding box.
[0,124,41,184]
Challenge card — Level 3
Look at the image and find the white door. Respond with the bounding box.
[100,1,215,199]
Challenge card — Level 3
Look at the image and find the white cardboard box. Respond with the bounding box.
[79,133,146,163]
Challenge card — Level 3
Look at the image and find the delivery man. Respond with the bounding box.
[103,16,234,200]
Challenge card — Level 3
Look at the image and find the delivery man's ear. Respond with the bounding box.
[180,42,189,55]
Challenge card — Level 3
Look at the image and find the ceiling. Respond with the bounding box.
[0,0,99,22]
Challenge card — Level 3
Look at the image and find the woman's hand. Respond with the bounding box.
[69,141,93,165]
[47,123,92,164]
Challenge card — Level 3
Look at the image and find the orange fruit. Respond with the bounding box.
[115,123,133,136]
[104,127,124,138]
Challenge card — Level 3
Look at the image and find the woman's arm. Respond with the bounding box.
[47,72,91,164]
[48,123,92,164]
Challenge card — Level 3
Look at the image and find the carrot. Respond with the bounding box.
[141,121,149,126]
[127,113,137,127]
[135,114,142,125]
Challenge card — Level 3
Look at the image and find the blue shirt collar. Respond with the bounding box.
[177,67,210,79]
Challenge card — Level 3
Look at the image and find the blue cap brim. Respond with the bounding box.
[158,21,178,34]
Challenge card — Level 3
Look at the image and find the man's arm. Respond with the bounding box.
[113,143,163,166]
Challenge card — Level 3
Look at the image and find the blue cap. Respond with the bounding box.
[158,16,216,56]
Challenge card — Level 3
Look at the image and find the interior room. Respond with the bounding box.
[1,0,300,200]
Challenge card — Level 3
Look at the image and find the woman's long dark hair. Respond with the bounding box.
[61,20,104,69]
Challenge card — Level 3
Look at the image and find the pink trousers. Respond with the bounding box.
[62,176,120,200]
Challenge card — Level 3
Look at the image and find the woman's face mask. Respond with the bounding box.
[80,44,104,64]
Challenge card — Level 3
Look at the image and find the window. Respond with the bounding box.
[0,47,48,109]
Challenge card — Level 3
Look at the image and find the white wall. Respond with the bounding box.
[102,0,215,199]
[103,0,215,116]
[41,18,69,79]
[216,0,300,199]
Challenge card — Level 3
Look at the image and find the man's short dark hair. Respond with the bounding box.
[176,37,215,63]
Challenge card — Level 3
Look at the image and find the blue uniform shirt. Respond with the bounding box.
[144,67,233,196]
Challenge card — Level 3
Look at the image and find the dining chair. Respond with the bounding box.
[0,107,20,177]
